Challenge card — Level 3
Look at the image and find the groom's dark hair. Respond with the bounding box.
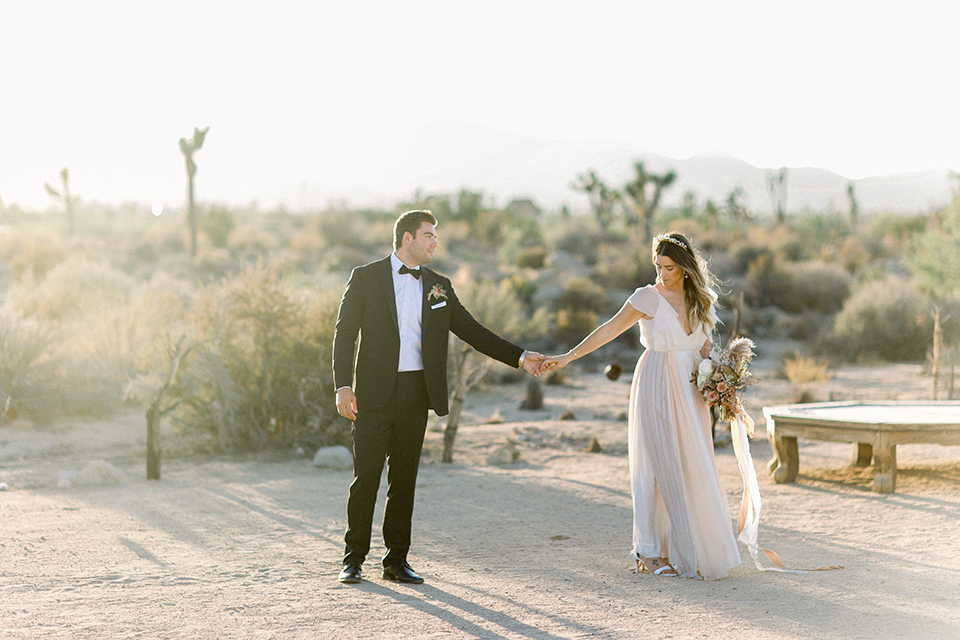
[394,209,438,249]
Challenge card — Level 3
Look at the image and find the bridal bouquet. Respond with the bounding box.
[695,337,756,434]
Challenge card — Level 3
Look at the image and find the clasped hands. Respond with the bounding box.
[524,351,574,377]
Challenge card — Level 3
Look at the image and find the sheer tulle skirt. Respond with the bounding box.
[628,348,741,579]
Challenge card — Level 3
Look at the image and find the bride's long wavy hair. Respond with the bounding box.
[652,232,718,332]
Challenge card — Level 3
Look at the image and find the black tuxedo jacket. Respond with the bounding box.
[332,256,524,416]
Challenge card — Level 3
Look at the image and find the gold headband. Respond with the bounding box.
[653,233,688,252]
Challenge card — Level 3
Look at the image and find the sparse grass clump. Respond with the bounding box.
[781,352,832,403]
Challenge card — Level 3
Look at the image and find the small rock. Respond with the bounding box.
[0,482,8,491]
[312,445,354,470]
[58,461,124,489]
[486,441,520,465]
[484,408,503,424]
[559,410,576,421]
[584,437,603,453]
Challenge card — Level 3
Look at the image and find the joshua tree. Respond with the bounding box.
[725,185,751,226]
[44,167,76,236]
[572,170,619,231]
[179,126,210,258]
[621,162,676,246]
[680,190,697,218]
[703,198,719,230]
[766,167,788,224]
[847,182,859,229]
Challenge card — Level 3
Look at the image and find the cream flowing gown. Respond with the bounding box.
[627,285,741,579]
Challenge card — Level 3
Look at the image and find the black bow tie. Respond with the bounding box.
[399,265,421,279]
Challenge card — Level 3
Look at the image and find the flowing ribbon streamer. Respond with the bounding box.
[729,411,810,574]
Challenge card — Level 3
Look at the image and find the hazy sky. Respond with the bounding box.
[2,1,958,211]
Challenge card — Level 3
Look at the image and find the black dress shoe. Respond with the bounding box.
[338,562,362,584]
[382,562,424,584]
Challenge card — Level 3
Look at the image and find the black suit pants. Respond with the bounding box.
[343,370,429,566]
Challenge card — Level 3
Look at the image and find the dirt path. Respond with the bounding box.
[2,358,959,639]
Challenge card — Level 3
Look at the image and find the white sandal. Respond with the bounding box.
[637,556,679,577]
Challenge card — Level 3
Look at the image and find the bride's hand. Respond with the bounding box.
[540,353,575,373]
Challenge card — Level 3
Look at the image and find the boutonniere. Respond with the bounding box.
[428,284,447,301]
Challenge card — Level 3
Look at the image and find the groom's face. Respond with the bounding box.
[406,222,438,266]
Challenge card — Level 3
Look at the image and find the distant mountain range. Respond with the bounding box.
[342,122,956,216]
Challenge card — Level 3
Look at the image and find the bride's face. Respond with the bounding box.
[655,254,684,290]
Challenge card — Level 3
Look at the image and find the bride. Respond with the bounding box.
[541,232,740,579]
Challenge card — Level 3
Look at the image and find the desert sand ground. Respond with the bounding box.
[2,339,959,639]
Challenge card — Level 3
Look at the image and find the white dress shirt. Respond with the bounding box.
[390,253,424,372]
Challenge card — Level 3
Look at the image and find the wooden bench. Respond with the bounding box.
[763,401,960,493]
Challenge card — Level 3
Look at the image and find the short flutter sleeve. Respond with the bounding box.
[627,285,658,317]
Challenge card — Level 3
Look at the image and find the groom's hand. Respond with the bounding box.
[522,351,547,377]
[336,388,358,421]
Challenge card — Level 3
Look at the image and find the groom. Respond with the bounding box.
[333,209,545,584]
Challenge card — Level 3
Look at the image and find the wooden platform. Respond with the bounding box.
[763,401,960,493]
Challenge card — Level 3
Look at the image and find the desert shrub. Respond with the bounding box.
[173,265,346,452]
[507,273,537,309]
[548,220,606,266]
[729,243,773,275]
[305,210,393,270]
[781,310,832,342]
[556,308,599,346]
[286,226,327,272]
[429,219,471,255]
[870,212,928,247]
[552,277,613,346]
[139,216,188,255]
[9,257,134,321]
[555,277,612,315]
[690,226,734,255]
[774,234,807,262]
[192,246,236,279]
[834,233,887,275]
[315,209,392,254]
[498,208,544,252]
[2,259,189,419]
[744,253,793,309]
[823,277,932,362]
[0,308,58,421]
[84,274,194,378]
[515,246,547,269]
[745,257,851,314]
[593,245,654,290]
[906,197,960,297]
[227,224,279,261]
[783,262,852,313]
[199,204,236,248]
[785,213,850,259]
[472,209,510,250]
[0,231,68,281]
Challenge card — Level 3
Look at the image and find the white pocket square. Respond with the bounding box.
[431,301,447,309]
